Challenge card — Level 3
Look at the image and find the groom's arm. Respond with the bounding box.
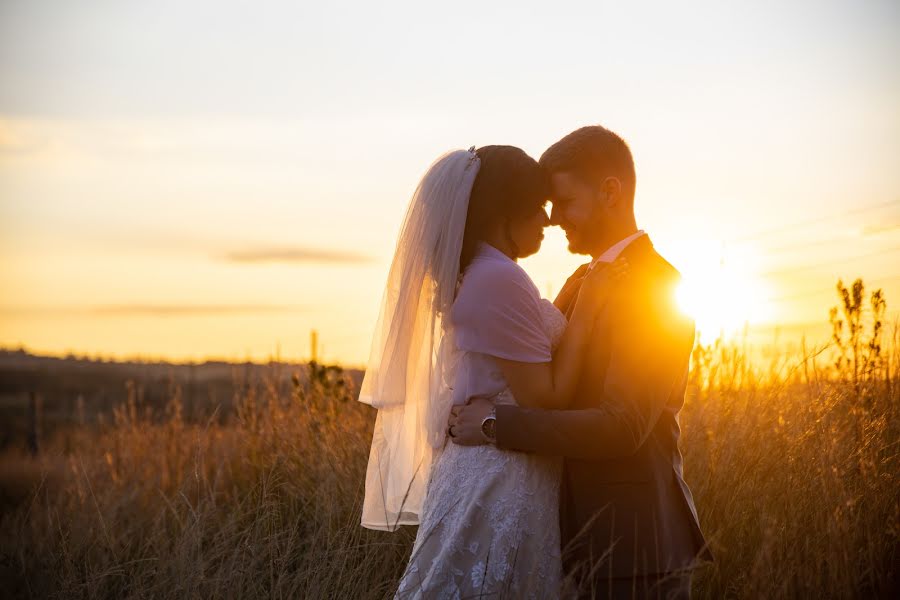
[494,284,694,460]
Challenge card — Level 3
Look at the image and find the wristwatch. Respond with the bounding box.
[481,407,497,443]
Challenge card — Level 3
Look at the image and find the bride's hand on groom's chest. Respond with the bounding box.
[553,263,590,310]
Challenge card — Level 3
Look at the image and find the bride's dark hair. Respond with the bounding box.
[459,145,549,272]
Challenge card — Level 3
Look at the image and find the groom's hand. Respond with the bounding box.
[448,397,494,446]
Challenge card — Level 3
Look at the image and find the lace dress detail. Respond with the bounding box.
[538,299,568,349]
[395,299,567,600]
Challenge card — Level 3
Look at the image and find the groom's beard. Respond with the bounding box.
[564,229,593,256]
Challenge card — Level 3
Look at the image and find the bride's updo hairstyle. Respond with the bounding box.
[459,145,549,272]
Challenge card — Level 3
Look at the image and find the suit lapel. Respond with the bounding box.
[562,235,655,320]
[619,233,654,263]
[563,282,582,320]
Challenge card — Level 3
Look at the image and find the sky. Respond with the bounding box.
[1,0,899,365]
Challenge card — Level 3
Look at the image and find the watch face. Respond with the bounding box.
[482,417,496,440]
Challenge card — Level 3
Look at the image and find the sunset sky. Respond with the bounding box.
[2,0,899,365]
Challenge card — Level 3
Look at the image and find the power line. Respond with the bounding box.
[758,229,899,256]
[761,245,900,279]
[730,199,899,243]
[768,274,900,304]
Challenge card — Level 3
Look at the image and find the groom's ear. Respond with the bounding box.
[598,176,623,207]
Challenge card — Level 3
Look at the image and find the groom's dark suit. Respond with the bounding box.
[494,235,711,594]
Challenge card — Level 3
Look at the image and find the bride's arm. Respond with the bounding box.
[493,259,627,410]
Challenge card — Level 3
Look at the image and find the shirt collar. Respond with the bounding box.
[589,230,646,270]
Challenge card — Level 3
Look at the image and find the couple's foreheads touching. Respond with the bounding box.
[465,125,640,269]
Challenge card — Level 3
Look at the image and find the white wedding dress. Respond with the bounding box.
[395,244,566,600]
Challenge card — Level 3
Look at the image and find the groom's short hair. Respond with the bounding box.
[539,126,636,203]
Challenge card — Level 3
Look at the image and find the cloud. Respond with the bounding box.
[1,304,309,317]
[222,246,373,264]
[862,222,900,236]
[0,118,53,156]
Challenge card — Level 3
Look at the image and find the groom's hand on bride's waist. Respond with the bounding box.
[448,397,495,446]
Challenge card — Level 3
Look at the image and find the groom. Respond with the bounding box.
[449,126,711,599]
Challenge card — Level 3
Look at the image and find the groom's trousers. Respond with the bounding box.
[573,571,692,600]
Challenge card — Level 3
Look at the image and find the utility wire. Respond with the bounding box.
[729,199,899,243]
[768,274,900,304]
[761,245,900,279]
[757,228,899,256]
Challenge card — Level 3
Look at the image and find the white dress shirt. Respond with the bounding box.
[588,229,646,271]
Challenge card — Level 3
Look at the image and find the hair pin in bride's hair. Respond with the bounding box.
[466,146,480,169]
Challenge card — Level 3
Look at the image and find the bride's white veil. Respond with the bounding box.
[358,148,480,531]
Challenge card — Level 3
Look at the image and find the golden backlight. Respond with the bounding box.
[669,240,771,343]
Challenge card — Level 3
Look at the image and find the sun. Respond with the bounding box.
[668,240,771,343]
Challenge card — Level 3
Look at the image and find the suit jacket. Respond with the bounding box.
[494,234,712,580]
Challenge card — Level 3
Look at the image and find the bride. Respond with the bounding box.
[358,146,625,598]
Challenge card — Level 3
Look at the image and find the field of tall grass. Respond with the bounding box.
[1,280,898,599]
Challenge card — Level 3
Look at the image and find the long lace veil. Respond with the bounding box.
[358,148,480,531]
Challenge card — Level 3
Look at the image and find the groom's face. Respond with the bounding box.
[548,172,606,255]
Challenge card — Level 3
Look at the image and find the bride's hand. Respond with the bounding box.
[577,257,629,308]
[554,263,590,310]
